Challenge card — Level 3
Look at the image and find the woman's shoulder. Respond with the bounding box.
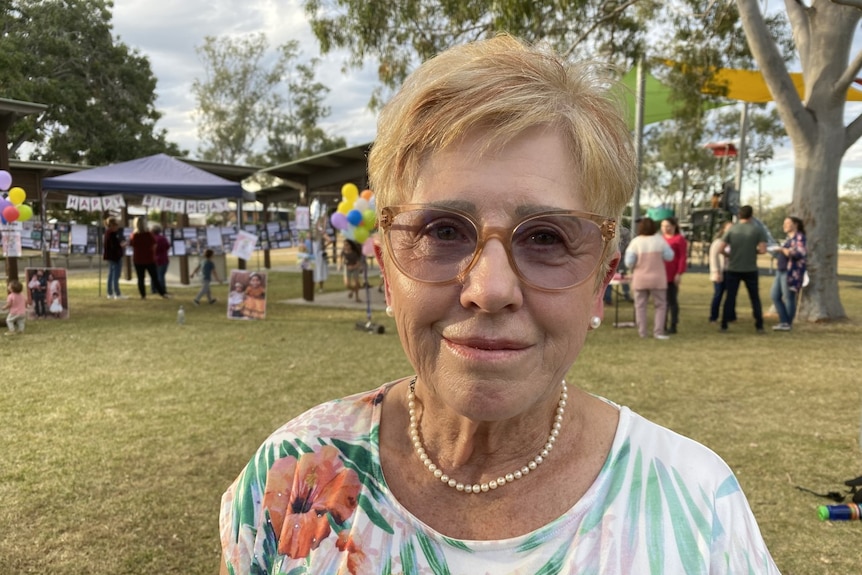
[613,407,735,485]
[261,383,393,449]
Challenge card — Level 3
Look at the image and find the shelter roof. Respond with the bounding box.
[254,143,371,205]
[41,153,249,199]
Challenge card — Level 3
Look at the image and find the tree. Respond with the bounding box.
[735,0,861,321]
[192,34,344,166]
[0,0,183,164]
[305,0,851,321]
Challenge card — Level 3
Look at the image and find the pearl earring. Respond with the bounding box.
[589,316,602,330]
[385,305,394,317]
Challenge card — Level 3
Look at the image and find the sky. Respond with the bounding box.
[111,0,862,208]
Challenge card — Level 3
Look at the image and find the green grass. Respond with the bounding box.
[1,253,861,574]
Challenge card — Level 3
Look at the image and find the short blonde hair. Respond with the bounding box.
[369,34,636,233]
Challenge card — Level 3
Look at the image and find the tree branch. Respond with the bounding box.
[738,0,814,148]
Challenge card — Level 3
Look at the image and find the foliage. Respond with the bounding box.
[1,251,861,573]
[839,176,862,250]
[192,34,345,166]
[303,0,659,108]
[0,0,183,163]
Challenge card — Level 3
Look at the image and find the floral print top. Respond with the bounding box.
[220,383,780,575]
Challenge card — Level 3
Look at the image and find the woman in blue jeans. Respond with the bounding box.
[103,217,127,299]
[770,216,807,331]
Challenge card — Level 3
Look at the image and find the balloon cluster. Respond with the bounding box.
[330,183,377,247]
[0,170,34,223]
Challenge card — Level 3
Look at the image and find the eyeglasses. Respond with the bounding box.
[379,204,616,291]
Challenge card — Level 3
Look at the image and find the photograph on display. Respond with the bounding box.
[25,268,70,320]
[226,270,267,321]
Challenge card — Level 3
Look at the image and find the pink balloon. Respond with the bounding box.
[3,205,19,222]
[362,237,376,257]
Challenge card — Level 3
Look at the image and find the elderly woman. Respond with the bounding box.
[219,35,779,574]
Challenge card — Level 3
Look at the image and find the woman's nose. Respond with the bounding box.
[459,239,523,312]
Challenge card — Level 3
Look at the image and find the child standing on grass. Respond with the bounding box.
[3,280,27,335]
[190,249,221,305]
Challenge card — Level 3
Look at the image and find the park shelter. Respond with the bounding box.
[41,153,250,200]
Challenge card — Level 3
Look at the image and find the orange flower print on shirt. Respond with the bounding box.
[336,528,372,575]
[262,445,361,558]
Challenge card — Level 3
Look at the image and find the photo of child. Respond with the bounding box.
[24,268,69,320]
[226,270,266,320]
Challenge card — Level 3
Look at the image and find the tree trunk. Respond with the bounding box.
[792,124,847,322]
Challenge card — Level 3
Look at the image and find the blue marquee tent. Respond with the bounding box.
[41,153,245,199]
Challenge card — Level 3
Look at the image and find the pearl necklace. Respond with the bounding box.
[407,378,567,494]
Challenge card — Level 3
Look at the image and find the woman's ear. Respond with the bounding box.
[590,252,620,326]
[373,242,392,306]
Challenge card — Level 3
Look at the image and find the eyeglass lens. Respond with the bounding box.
[385,208,604,289]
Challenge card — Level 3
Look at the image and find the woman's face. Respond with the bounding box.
[249,275,261,287]
[661,220,675,236]
[783,218,795,234]
[381,127,610,422]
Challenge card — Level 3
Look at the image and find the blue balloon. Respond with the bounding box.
[346,209,363,227]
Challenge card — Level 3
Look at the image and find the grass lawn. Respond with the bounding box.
[1,251,860,574]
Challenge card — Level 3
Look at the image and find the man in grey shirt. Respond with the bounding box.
[718,205,768,333]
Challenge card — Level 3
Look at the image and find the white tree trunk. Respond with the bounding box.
[737,0,861,321]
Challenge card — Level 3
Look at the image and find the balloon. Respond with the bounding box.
[0,198,10,213]
[352,198,369,212]
[353,226,370,244]
[7,187,26,205]
[337,200,351,215]
[341,183,359,201]
[0,170,11,191]
[342,226,355,240]
[360,189,374,201]
[17,204,33,222]
[346,209,363,227]
[330,211,348,230]
[3,205,19,223]
[362,209,377,228]
[362,237,376,257]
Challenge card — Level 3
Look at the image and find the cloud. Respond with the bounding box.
[112,0,378,159]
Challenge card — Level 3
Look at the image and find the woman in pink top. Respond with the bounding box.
[624,218,674,339]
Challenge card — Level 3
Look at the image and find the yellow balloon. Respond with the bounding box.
[341,182,359,202]
[8,187,26,205]
[337,200,351,215]
[17,204,33,222]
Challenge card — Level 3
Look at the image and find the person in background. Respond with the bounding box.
[708,220,734,323]
[219,34,778,574]
[3,279,27,335]
[625,217,674,339]
[152,225,171,296]
[312,229,331,293]
[338,238,365,303]
[661,216,687,334]
[603,225,631,305]
[719,205,769,333]
[190,248,221,305]
[103,217,127,300]
[129,217,167,299]
[771,216,807,331]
